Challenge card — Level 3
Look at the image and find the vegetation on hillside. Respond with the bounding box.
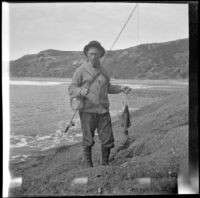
[10,38,188,79]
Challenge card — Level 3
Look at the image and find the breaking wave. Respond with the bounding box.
[10,81,69,86]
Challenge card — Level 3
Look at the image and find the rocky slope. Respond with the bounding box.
[10,38,188,79]
[9,87,188,195]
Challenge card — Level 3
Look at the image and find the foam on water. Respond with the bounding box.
[9,105,141,162]
[121,84,176,89]
[10,107,139,155]
[121,84,150,89]
[10,154,32,162]
[10,137,28,148]
[9,79,187,163]
[10,81,68,86]
[36,135,52,141]
[10,80,182,88]
[10,128,82,160]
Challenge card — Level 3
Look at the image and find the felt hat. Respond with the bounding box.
[83,40,105,57]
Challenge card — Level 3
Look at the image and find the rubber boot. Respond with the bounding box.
[101,146,110,166]
[83,146,93,167]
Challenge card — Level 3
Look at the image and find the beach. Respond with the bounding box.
[8,80,188,196]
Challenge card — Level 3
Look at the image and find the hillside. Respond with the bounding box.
[10,38,189,79]
[9,87,188,195]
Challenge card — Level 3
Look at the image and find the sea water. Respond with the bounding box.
[8,80,139,162]
[8,79,187,162]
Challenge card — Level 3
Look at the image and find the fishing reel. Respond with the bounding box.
[63,120,75,134]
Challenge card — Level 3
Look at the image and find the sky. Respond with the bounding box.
[8,2,189,60]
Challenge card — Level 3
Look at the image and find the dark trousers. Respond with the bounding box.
[79,112,114,148]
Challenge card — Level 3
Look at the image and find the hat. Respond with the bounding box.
[83,41,105,58]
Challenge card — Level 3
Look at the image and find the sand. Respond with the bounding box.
[9,86,188,196]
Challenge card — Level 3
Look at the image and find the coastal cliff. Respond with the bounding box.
[10,38,188,79]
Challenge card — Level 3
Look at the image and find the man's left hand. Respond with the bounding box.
[121,86,132,94]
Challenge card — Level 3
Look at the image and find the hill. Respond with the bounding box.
[10,38,189,79]
[9,87,188,195]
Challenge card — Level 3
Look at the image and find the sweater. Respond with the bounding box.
[68,60,122,114]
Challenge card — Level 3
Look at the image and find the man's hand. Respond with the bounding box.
[121,86,132,94]
[80,88,89,97]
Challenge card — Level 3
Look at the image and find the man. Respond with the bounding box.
[68,40,132,167]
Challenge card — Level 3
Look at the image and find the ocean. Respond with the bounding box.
[8,79,188,162]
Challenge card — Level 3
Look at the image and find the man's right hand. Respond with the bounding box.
[80,88,89,97]
[121,86,132,94]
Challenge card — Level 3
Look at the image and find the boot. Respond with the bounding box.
[83,146,93,167]
[101,146,110,166]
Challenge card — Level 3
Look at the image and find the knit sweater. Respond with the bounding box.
[68,60,122,113]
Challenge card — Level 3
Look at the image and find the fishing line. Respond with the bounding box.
[101,3,138,65]
[63,3,138,135]
[137,4,140,46]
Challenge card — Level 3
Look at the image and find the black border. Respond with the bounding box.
[188,1,199,180]
[1,1,199,197]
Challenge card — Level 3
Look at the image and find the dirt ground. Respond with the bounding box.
[9,87,188,196]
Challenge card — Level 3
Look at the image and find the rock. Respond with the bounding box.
[97,187,103,194]
[137,177,151,185]
[70,177,88,187]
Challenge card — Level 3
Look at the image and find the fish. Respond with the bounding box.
[121,105,131,135]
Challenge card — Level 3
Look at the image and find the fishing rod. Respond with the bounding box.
[102,3,138,64]
[63,70,100,134]
[62,70,101,134]
[63,3,138,135]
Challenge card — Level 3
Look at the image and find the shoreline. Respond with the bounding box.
[9,88,189,196]
[9,86,188,164]
[8,86,189,196]
[9,76,188,84]
[9,106,140,164]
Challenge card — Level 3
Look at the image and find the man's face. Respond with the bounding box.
[87,47,101,67]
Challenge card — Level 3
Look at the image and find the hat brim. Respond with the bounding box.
[83,44,105,58]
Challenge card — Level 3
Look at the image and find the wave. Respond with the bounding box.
[9,81,69,86]
[121,84,176,89]
[10,107,138,148]
[10,137,28,148]
[10,154,31,160]
[121,84,150,89]
[35,135,53,141]
[10,129,82,161]
[9,106,140,162]
[9,80,182,89]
